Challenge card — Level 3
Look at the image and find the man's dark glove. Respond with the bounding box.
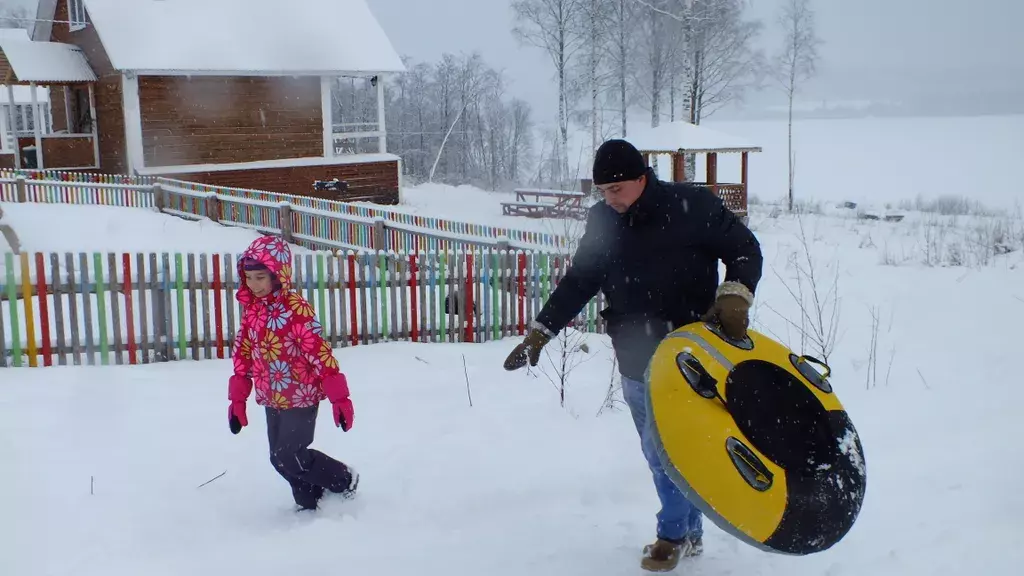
[701,282,754,341]
[503,328,552,371]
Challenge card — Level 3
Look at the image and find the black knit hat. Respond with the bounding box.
[593,139,647,185]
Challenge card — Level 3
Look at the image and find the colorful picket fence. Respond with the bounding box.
[0,171,155,208]
[0,249,606,368]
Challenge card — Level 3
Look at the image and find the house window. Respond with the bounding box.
[68,0,87,31]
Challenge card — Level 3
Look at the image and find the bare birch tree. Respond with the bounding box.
[638,0,764,124]
[602,0,639,137]
[578,0,613,161]
[512,0,587,183]
[631,0,679,127]
[772,0,821,212]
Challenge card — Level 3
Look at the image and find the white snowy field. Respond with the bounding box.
[510,113,1024,215]
[2,203,1023,574]
[705,114,1024,212]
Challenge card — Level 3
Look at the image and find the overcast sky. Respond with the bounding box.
[6,0,1022,121]
[363,0,1024,119]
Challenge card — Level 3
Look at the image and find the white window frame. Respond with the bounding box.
[68,0,87,31]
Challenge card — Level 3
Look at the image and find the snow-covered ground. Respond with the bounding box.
[2,114,1024,575]
[3,253,1023,575]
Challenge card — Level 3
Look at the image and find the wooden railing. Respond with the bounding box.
[689,182,747,213]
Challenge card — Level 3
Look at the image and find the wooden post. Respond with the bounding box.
[152,183,165,212]
[6,83,21,169]
[206,193,220,223]
[88,84,99,168]
[30,82,43,169]
[672,152,686,182]
[0,100,9,154]
[15,176,26,202]
[740,151,749,211]
[372,218,386,252]
[706,152,718,197]
[279,203,294,243]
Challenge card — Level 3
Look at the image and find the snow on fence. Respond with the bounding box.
[0,169,570,252]
[0,249,606,368]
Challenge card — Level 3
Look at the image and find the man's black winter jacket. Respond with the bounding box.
[533,169,763,381]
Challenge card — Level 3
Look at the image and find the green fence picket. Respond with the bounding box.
[5,252,21,367]
[93,252,110,365]
[490,250,499,341]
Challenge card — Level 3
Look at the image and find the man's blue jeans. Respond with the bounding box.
[621,375,703,542]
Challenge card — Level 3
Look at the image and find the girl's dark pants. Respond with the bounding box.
[265,405,353,509]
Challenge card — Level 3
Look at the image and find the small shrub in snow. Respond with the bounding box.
[766,217,842,364]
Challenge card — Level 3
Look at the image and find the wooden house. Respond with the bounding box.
[0,0,406,203]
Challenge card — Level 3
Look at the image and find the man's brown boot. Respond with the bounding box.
[640,538,682,572]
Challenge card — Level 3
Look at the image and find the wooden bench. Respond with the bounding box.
[503,187,589,220]
[501,201,588,220]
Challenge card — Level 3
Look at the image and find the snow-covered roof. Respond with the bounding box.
[0,84,51,103]
[625,120,762,154]
[0,38,97,83]
[82,0,406,75]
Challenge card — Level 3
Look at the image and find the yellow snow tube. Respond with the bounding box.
[644,321,866,555]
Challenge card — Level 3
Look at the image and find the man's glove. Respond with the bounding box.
[503,327,552,371]
[701,282,754,341]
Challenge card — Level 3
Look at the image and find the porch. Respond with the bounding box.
[0,37,98,171]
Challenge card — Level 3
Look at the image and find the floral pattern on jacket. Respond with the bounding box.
[232,235,340,409]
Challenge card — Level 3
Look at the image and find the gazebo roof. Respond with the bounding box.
[625,120,762,154]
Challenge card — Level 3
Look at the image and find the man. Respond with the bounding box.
[503,139,763,572]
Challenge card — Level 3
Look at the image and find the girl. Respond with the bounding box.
[226,235,358,511]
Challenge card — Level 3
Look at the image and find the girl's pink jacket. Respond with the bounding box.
[231,236,342,410]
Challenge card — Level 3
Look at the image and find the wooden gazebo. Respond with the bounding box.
[625,121,761,219]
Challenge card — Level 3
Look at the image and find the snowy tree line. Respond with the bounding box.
[510,0,819,190]
[381,53,539,192]
[510,0,768,176]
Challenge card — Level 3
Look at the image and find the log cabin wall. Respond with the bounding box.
[138,76,323,168]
